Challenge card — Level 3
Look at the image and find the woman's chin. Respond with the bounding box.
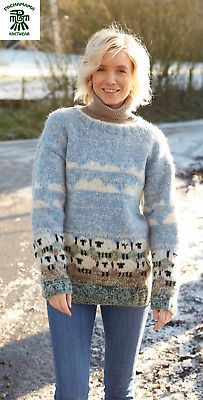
[99,95,124,109]
[105,100,124,109]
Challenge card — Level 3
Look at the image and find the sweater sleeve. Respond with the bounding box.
[143,126,180,314]
[31,111,72,299]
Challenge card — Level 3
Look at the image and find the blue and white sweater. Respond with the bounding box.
[31,102,180,314]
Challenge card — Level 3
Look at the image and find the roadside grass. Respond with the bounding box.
[0,98,72,141]
[0,105,47,141]
[139,86,203,123]
[0,87,202,141]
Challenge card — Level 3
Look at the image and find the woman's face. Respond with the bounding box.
[91,50,134,109]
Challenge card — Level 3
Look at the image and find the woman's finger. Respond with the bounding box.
[48,294,72,317]
[66,293,72,309]
[153,310,171,331]
[153,313,166,331]
[153,309,159,321]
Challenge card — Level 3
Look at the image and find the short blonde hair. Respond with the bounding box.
[74,24,152,109]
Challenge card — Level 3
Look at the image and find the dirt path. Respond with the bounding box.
[0,133,202,400]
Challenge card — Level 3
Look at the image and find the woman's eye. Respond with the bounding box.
[119,70,127,73]
[97,67,105,72]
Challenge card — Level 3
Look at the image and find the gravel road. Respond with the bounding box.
[0,120,202,400]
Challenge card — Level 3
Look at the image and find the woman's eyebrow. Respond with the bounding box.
[116,65,128,69]
[99,64,129,70]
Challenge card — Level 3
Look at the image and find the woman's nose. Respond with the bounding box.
[105,72,116,85]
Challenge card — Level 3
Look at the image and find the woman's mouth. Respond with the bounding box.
[102,88,120,93]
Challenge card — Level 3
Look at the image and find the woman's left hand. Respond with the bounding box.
[152,309,173,331]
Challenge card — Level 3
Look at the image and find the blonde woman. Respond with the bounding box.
[32,24,180,400]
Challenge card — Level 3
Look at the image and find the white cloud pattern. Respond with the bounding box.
[71,179,141,198]
[34,200,48,209]
[127,166,144,178]
[48,183,64,193]
[66,160,143,177]
[163,212,176,224]
[123,185,140,198]
[74,178,119,193]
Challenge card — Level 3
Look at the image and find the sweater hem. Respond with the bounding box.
[71,282,151,308]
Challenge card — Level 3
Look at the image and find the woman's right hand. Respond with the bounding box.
[48,293,72,317]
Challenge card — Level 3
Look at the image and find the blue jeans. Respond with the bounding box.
[47,302,150,400]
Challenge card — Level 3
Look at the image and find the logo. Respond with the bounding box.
[10,9,30,32]
[0,1,40,40]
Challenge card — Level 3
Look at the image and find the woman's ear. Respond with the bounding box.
[130,82,137,97]
[88,76,93,87]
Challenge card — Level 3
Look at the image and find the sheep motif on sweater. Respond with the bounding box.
[31,98,180,314]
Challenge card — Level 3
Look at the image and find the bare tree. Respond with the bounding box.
[48,0,62,53]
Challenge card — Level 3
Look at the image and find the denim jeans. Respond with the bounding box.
[47,301,150,400]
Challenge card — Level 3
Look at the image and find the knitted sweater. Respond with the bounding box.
[31,94,180,314]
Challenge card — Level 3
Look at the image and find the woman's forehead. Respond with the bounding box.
[101,49,132,67]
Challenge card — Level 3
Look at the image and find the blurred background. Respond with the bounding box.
[0,0,203,141]
[0,2,203,399]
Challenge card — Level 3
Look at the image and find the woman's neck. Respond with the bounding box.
[80,91,137,124]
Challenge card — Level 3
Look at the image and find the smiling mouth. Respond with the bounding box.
[102,88,120,93]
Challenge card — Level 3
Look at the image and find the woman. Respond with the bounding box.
[32,24,180,400]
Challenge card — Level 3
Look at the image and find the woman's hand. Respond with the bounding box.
[153,309,173,331]
[48,293,72,317]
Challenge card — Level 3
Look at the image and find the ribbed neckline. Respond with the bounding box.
[80,91,137,124]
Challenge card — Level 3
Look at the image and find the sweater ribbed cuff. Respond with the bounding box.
[42,277,72,299]
[151,292,179,315]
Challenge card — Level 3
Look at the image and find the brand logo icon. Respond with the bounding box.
[0,1,40,40]
[10,9,30,32]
